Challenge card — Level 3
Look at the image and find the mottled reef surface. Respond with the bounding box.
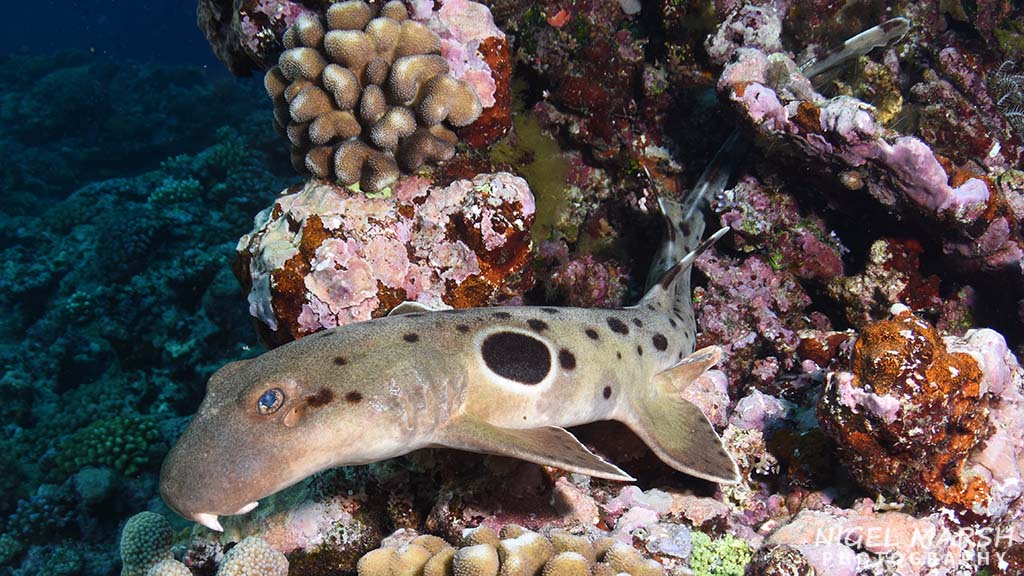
[3,0,1024,575]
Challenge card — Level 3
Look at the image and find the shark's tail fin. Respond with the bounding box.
[801,17,910,87]
[623,345,739,483]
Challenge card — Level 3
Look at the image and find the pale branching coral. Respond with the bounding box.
[216,536,288,576]
[119,512,174,576]
[266,0,484,192]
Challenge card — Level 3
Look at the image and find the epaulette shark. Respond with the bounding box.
[160,18,912,532]
[160,163,738,532]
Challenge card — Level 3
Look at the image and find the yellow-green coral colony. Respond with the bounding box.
[356,529,666,576]
[265,0,483,193]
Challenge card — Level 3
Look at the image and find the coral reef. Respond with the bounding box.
[198,0,313,75]
[537,242,629,309]
[716,16,1024,321]
[0,56,291,573]
[9,0,1024,574]
[56,416,161,478]
[0,53,274,209]
[265,1,486,191]
[688,531,752,576]
[235,172,535,345]
[217,536,289,576]
[296,525,666,576]
[817,307,1024,520]
[693,250,814,388]
[119,512,174,576]
[819,309,991,511]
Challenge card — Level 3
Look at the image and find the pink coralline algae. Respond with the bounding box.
[537,241,629,309]
[412,0,505,110]
[719,48,1023,277]
[711,173,844,283]
[693,249,813,388]
[240,0,311,60]
[235,172,535,346]
[705,2,783,66]
[198,0,313,75]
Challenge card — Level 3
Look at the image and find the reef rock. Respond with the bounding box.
[235,172,535,346]
[718,45,1023,296]
[765,503,969,576]
[198,0,314,75]
[819,307,1024,517]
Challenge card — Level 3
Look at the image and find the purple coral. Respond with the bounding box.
[537,241,629,309]
[720,46,1023,278]
[712,173,844,283]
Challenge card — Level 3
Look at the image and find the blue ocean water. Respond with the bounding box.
[0,3,294,574]
[2,0,221,68]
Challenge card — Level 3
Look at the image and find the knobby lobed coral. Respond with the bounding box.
[235,172,535,345]
[264,0,490,192]
[356,527,665,576]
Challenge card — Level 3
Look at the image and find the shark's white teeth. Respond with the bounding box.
[194,512,223,532]
[234,501,259,514]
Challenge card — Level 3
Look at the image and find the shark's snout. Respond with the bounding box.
[158,418,269,531]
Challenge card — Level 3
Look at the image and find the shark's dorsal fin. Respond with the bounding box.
[388,301,447,316]
[640,227,730,310]
[436,418,635,481]
[659,345,723,388]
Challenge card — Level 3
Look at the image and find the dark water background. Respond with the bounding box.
[2,0,221,69]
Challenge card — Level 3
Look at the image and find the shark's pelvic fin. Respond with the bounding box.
[625,346,740,484]
[436,418,636,481]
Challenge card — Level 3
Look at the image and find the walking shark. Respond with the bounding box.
[160,167,739,532]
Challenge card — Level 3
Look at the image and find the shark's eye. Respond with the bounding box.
[257,388,285,415]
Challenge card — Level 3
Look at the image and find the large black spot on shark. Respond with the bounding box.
[481,331,552,385]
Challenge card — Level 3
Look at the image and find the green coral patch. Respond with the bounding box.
[55,416,160,478]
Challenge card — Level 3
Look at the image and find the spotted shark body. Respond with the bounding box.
[159,17,915,532]
[160,180,738,532]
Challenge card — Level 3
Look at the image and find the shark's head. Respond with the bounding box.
[159,335,418,531]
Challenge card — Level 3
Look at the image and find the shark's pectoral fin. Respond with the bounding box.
[436,418,635,482]
[625,346,740,484]
[388,301,450,316]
